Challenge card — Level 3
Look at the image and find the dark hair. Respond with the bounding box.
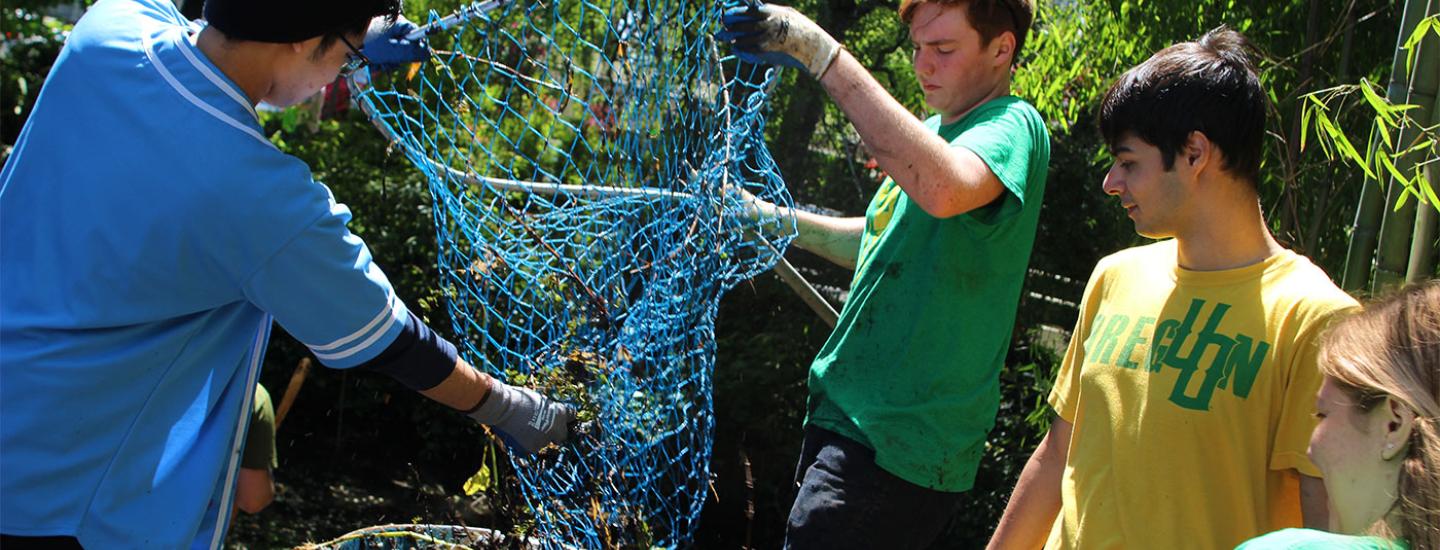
[203,0,401,47]
[317,0,402,55]
[1098,27,1266,186]
[898,0,1034,66]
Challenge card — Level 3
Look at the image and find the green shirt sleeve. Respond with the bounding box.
[241,383,278,471]
[1236,528,1408,550]
[944,98,1047,225]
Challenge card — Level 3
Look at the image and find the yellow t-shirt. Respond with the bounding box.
[1046,240,1358,550]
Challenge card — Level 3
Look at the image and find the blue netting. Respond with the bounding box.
[311,524,519,549]
[353,0,792,547]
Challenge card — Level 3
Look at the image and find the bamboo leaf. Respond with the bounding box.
[1413,162,1440,207]
[1315,116,1336,160]
[1335,132,1372,178]
[1406,17,1440,74]
[1398,138,1436,158]
[462,463,492,495]
[1421,175,1440,208]
[1379,154,1409,184]
[1366,125,1378,169]
[1300,102,1313,152]
[1359,80,1394,128]
[1404,17,1431,74]
[1304,93,1330,113]
[1319,115,1375,178]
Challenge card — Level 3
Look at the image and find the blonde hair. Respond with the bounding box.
[1319,280,1440,549]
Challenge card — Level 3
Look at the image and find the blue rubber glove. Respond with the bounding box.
[467,380,576,455]
[363,18,430,73]
[717,3,841,78]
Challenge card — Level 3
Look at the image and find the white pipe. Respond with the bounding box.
[408,0,513,41]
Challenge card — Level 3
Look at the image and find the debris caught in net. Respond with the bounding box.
[304,524,543,549]
[353,0,792,546]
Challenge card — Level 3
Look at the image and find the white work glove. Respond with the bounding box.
[718,3,843,79]
[467,381,575,455]
[726,185,781,223]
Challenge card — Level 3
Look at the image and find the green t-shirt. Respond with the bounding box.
[806,95,1050,491]
[1237,529,1407,549]
[241,383,278,471]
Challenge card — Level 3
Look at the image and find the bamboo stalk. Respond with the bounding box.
[1374,0,1440,292]
[1407,161,1439,283]
[1341,162,1386,290]
[1343,0,1436,291]
[1406,86,1440,283]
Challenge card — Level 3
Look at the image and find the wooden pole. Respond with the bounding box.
[771,254,839,328]
[275,357,313,429]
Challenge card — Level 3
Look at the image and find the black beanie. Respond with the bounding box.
[203,0,398,43]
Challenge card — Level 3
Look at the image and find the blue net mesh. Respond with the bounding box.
[353,0,792,547]
[313,524,523,549]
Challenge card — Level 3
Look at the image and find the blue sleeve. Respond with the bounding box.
[359,310,460,391]
[108,0,188,28]
[242,197,409,369]
[67,0,188,53]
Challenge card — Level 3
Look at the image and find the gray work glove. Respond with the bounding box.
[468,381,575,455]
[718,3,842,79]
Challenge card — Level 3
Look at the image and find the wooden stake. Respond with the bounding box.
[275,357,313,429]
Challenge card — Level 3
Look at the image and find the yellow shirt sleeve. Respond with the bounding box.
[1269,305,1357,477]
[1049,261,1109,423]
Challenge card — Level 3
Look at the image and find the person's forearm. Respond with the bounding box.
[817,51,1001,218]
[790,209,864,270]
[419,358,493,411]
[235,468,275,514]
[988,417,1072,550]
[1299,474,1329,530]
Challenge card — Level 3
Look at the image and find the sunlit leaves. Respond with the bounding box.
[1300,80,1438,211]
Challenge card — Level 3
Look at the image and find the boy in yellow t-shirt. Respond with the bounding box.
[986,28,1357,549]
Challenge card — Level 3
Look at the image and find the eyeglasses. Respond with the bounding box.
[337,34,370,76]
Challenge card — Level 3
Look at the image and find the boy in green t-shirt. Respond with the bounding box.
[719,0,1049,547]
[236,384,278,515]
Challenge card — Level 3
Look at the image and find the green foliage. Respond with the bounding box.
[0,7,73,151]
[1016,0,1400,272]
[1404,14,1440,75]
[1300,15,1440,213]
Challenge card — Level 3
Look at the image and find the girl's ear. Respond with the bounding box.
[1381,397,1417,461]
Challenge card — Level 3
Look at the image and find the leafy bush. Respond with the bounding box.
[1,6,72,151]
